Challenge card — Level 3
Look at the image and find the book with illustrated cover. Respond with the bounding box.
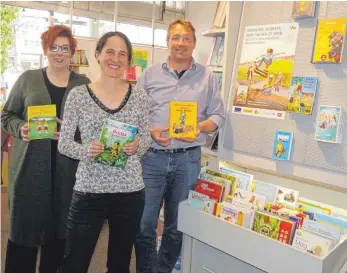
[187,190,215,215]
[314,213,347,235]
[292,228,335,257]
[28,104,57,140]
[232,188,267,211]
[315,105,343,143]
[194,178,224,203]
[302,218,341,243]
[219,167,253,191]
[169,101,198,138]
[252,180,278,204]
[253,211,281,240]
[205,169,237,194]
[124,49,148,81]
[272,131,294,161]
[253,211,296,244]
[287,76,318,115]
[94,119,137,168]
[291,1,316,19]
[312,18,346,64]
[276,186,299,209]
[199,171,233,201]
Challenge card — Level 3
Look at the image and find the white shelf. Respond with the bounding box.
[202,147,218,157]
[201,28,226,37]
[178,202,347,273]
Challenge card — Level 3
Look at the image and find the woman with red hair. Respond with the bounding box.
[1,25,90,272]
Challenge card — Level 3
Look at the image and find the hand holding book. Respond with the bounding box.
[123,136,139,155]
[88,140,105,158]
[20,123,30,142]
[50,118,62,141]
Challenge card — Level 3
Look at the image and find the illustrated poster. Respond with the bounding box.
[232,23,299,119]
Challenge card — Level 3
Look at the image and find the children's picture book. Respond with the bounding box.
[28,105,57,140]
[232,188,267,211]
[169,101,198,138]
[199,171,233,201]
[315,105,343,143]
[219,167,253,191]
[287,76,318,115]
[312,18,346,64]
[292,228,335,257]
[123,49,148,81]
[252,180,278,204]
[253,211,281,240]
[94,119,137,169]
[187,190,215,215]
[194,178,224,203]
[302,218,341,243]
[276,186,299,209]
[291,1,316,19]
[272,131,294,161]
[296,198,331,215]
[314,213,347,235]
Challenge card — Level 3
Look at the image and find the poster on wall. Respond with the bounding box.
[312,18,346,64]
[232,23,299,119]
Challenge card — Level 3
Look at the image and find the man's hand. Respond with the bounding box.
[20,123,30,142]
[51,118,62,141]
[175,126,200,143]
[150,127,171,147]
[124,136,139,155]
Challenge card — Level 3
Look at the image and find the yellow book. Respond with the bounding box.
[312,18,346,64]
[169,101,198,138]
[28,105,57,140]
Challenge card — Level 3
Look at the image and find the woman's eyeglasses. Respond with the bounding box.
[51,44,71,53]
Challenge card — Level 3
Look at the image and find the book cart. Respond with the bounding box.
[177,202,347,273]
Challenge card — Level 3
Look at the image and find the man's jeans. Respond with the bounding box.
[135,147,201,273]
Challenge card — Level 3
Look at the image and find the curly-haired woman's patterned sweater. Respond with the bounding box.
[58,84,151,193]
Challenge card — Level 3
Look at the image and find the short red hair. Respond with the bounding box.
[41,25,77,55]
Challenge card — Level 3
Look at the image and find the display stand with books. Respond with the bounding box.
[178,202,347,273]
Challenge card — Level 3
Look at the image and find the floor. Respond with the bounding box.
[1,189,163,273]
